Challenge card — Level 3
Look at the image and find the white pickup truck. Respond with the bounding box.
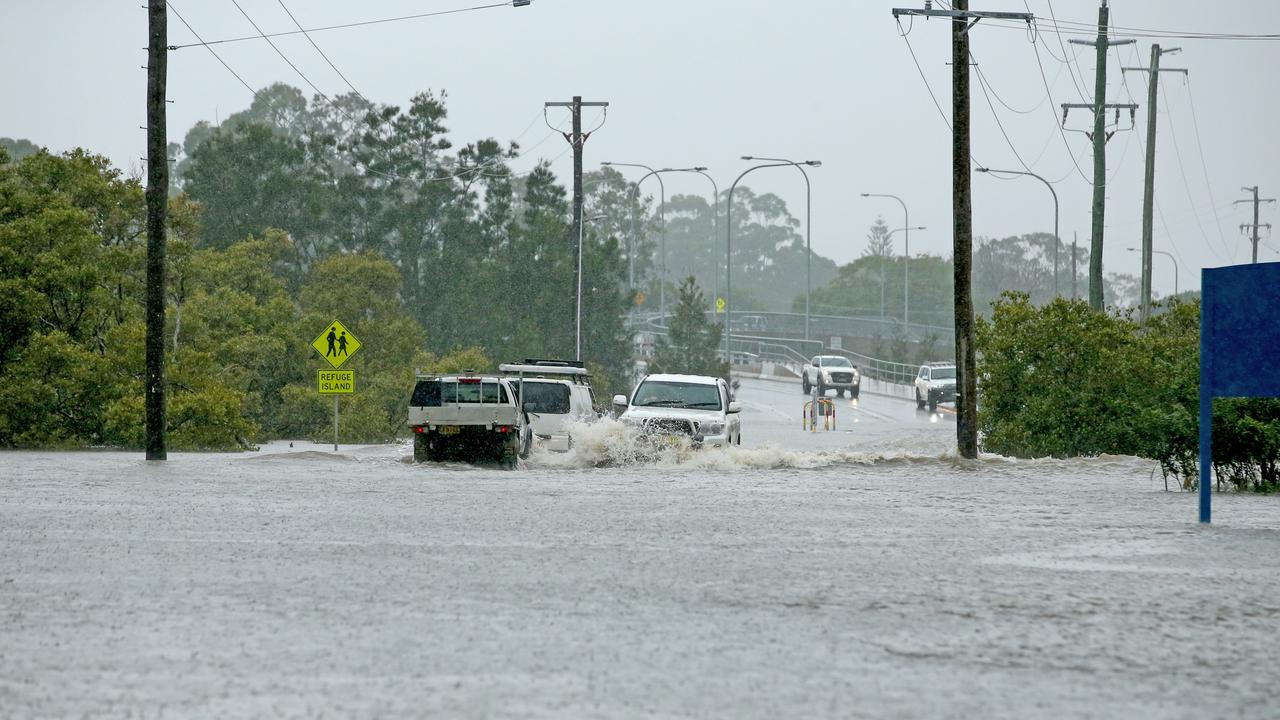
[407,374,531,469]
[801,355,861,398]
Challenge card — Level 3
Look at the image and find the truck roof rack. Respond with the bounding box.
[520,358,585,368]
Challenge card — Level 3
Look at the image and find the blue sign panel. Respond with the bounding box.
[1199,262,1280,523]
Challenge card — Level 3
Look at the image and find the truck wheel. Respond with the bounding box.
[852,388,860,400]
[836,388,845,398]
[802,376,810,394]
[413,433,429,463]
[916,390,926,409]
[928,397,937,412]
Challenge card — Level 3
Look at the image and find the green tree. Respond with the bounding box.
[649,277,729,380]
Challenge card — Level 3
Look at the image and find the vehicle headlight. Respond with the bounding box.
[821,371,832,381]
[699,421,725,435]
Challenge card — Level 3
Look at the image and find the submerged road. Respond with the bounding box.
[1,383,1277,718]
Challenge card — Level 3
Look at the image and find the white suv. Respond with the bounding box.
[613,373,741,448]
[914,362,957,412]
[500,360,597,452]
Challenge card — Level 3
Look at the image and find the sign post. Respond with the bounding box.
[311,320,362,452]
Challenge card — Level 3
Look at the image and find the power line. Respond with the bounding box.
[275,0,368,104]
[1029,34,1091,184]
[972,60,1047,115]
[953,13,1280,42]
[1183,76,1230,255]
[1159,79,1218,258]
[971,50,1035,173]
[168,3,261,101]
[169,2,518,50]
[1038,1,1091,102]
[898,23,952,131]
[227,0,357,125]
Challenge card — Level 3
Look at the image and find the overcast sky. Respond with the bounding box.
[5,1,1279,297]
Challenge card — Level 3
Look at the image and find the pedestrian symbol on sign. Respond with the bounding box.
[311,320,362,369]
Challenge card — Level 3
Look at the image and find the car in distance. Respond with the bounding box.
[407,373,531,468]
[914,362,957,412]
[801,355,861,398]
[612,373,741,448]
[499,359,597,452]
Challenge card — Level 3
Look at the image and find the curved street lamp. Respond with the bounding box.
[661,167,720,312]
[602,161,666,322]
[1127,246,1179,296]
[743,156,821,341]
[725,160,795,366]
[861,193,911,329]
[975,168,1060,297]
[881,226,927,320]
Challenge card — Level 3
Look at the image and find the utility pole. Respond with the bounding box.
[892,0,1032,459]
[1065,1,1135,310]
[1124,45,1186,322]
[1235,186,1275,264]
[145,0,168,461]
[545,96,608,355]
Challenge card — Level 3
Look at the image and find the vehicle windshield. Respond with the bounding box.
[931,367,956,380]
[820,356,852,367]
[519,381,571,414]
[632,380,722,410]
[410,379,509,406]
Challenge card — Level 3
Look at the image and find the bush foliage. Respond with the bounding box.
[977,292,1280,492]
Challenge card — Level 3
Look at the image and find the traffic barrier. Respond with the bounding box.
[803,398,836,431]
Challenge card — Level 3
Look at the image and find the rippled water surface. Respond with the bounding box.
[2,378,1277,718]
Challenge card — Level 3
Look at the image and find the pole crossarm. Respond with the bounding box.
[1068,38,1134,47]
[892,7,1033,29]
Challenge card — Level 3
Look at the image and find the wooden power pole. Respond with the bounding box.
[1235,186,1275,264]
[145,0,168,460]
[545,96,608,355]
[892,0,1032,459]
[1064,1,1135,310]
[1124,45,1186,322]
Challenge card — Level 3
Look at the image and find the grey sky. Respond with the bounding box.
[4,1,1279,297]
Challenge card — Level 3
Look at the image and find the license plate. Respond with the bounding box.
[437,425,460,436]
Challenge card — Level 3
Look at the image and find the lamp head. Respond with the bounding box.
[693,166,708,171]
[804,160,822,167]
[976,167,990,173]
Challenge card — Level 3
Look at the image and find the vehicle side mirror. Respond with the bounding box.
[727,401,741,414]
[612,394,628,407]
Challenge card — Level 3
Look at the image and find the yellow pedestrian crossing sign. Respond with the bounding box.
[312,320,361,369]
[715,297,726,313]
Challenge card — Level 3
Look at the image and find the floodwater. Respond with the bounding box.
[1,377,1277,718]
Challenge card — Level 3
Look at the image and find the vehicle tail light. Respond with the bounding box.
[458,377,481,384]
[496,425,511,433]
[413,426,425,434]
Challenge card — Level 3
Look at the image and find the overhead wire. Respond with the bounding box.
[1038,1,1091,103]
[169,2,518,50]
[1109,31,1201,270]
[1182,76,1231,255]
[1028,29,1092,184]
[275,0,369,104]
[970,50,1035,173]
[1158,79,1217,259]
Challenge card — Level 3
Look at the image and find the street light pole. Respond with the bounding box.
[663,167,719,313]
[861,193,910,329]
[602,162,666,322]
[726,161,793,366]
[744,156,821,342]
[975,168,1059,297]
[1127,247,1179,297]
